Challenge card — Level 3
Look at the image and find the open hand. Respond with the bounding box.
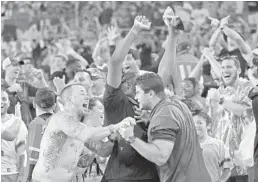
[53,76,66,94]
[134,15,151,31]
[105,26,120,42]
[133,106,150,124]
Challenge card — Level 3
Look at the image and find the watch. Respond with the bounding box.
[128,136,136,144]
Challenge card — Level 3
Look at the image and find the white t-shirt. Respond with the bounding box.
[200,137,233,182]
[1,114,28,175]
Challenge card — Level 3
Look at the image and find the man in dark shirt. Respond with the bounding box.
[248,85,258,182]
[119,72,212,182]
[102,16,159,182]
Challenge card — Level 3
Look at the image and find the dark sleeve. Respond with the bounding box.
[252,96,258,128]
[149,106,180,142]
[117,124,144,166]
[103,84,127,111]
[25,82,38,97]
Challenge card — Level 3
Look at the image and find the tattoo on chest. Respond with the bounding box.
[43,131,67,172]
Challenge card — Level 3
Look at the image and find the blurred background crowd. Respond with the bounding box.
[1,1,258,182]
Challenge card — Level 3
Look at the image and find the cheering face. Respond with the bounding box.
[90,100,104,127]
[123,54,139,74]
[121,78,136,98]
[70,85,90,116]
[1,90,10,115]
[135,85,151,110]
[180,80,196,99]
[193,115,208,137]
[221,59,238,86]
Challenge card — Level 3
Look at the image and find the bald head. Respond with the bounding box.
[60,83,86,104]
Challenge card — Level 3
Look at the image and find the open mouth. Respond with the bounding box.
[223,74,231,80]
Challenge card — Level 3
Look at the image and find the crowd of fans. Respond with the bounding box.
[1,1,258,182]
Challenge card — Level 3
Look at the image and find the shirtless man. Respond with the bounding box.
[32,83,131,182]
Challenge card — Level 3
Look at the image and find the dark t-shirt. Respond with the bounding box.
[148,99,212,182]
[248,86,258,166]
[102,84,159,182]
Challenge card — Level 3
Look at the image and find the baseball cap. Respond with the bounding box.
[34,88,56,109]
[2,57,24,71]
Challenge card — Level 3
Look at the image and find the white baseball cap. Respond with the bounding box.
[2,57,24,71]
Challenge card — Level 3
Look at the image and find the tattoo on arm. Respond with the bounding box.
[43,131,67,172]
[84,140,114,156]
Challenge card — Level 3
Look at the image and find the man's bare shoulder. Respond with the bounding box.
[48,112,77,125]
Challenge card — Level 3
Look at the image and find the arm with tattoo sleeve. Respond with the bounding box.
[59,115,114,143]
[84,140,114,157]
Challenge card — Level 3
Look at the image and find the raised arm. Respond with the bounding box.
[202,47,222,79]
[220,16,253,65]
[208,17,222,49]
[189,55,207,81]
[158,7,181,89]
[108,15,151,88]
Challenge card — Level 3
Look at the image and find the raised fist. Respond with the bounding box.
[134,15,151,30]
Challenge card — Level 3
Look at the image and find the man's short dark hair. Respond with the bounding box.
[135,73,165,96]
